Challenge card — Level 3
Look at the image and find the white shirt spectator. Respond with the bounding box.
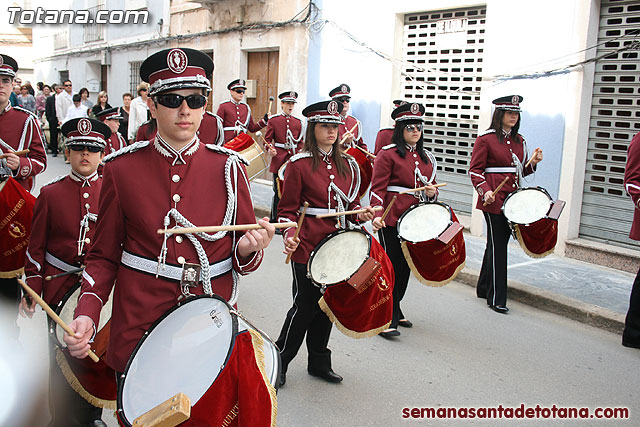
[63,104,88,123]
[127,96,149,140]
[55,91,74,124]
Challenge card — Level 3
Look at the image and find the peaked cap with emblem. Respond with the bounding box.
[279,91,298,103]
[227,79,247,91]
[391,102,425,122]
[0,54,18,78]
[61,118,110,149]
[329,83,351,99]
[140,48,213,96]
[393,99,408,108]
[492,95,523,112]
[302,100,344,124]
[95,107,122,122]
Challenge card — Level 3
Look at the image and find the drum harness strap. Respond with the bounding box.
[274,126,303,155]
[77,212,97,256]
[156,151,247,305]
[325,151,360,229]
[414,148,438,203]
[223,102,251,135]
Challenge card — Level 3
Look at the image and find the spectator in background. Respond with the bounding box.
[91,91,111,116]
[127,82,149,142]
[118,92,132,137]
[24,80,35,96]
[9,84,18,106]
[36,84,51,120]
[37,81,44,94]
[55,79,74,126]
[78,87,93,113]
[46,84,62,156]
[63,94,88,123]
[17,85,36,113]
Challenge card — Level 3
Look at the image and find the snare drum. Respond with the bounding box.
[502,187,552,226]
[117,295,279,427]
[309,229,394,338]
[224,133,269,181]
[396,202,466,287]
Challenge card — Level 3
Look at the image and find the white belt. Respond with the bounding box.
[45,252,79,272]
[223,126,246,132]
[121,250,232,282]
[387,185,413,193]
[303,207,337,217]
[485,167,516,173]
[274,143,294,150]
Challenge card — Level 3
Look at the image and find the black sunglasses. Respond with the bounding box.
[405,124,423,132]
[64,84,72,87]
[69,145,102,153]
[234,89,245,94]
[155,93,207,109]
[338,97,350,103]
[139,88,148,92]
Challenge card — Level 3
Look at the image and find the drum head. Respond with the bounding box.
[237,318,281,389]
[119,296,235,424]
[398,203,452,243]
[309,230,370,286]
[55,283,113,348]
[502,188,551,225]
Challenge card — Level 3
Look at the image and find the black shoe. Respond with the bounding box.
[52,152,57,157]
[279,371,286,387]
[274,228,282,236]
[622,340,640,349]
[308,368,343,383]
[489,305,509,314]
[90,420,107,427]
[379,328,401,338]
[398,319,413,328]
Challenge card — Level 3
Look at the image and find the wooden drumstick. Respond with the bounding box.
[483,176,509,206]
[157,222,297,235]
[338,123,359,147]
[267,96,275,116]
[45,267,84,281]
[398,182,447,194]
[380,196,397,223]
[255,131,273,152]
[0,149,29,159]
[354,144,376,159]
[315,206,383,219]
[285,201,309,264]
[18,279,100,363]
[525,148,542,169]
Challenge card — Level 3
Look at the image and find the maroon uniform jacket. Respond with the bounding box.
[217,100,266,143]
[0,104,47,192]
[625,132,640,241]
[104,131,127,156]
[197,111,224,146]
[373,127,394,155]
[370,144,438,226]
[74,137,264,372]
[278,152,361,264]
[338,115,367,152]
[24,171,102,306]
[135,120,156,142]
[468,129,536,215]
[264,113,303,173]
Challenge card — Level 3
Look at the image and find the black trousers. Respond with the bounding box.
[477,211,511,307]
[275,262,333,373]
[47,342,102,427]
[0,277,21,339]
[49,124,60,154]
[270,174,280,223]
[379,226,411,329]
[623,267,640,347]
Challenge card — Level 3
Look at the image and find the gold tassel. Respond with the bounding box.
[248,330,278,427]
[401,242,465,287]
[0,267,24,278]
[318,297,391,339]
[55,349,116,409]
[514,225,555,259]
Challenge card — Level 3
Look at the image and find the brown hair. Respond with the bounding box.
[302,122,349,177]
[489,108,522,144]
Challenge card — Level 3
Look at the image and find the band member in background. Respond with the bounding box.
[276,100,375,387]
[623,131,640,349]
[217,79,268,143]
[374,99,407,155]
[371,103,437,338]
[329,83,367,152]
[95,107,127,155]
[198,110,225,145]
[0,54,47,192]
[468,95,543,314]
[264,91,303,222]
[63,49,274,378]
[20,117,109,427]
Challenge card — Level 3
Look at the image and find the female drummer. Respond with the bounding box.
[371,102,438,338]
[468,95,543,313]
[276,100,375,386]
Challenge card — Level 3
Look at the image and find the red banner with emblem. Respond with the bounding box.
[319,234,394,338]
[0,177,36,278]
[514,219,558,258]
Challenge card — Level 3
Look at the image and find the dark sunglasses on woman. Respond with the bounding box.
[154,93,207,109]
[405,124,423,132]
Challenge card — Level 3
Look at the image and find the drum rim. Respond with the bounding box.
[49,281,82,348]
[396,201,453,244]
[501,186,552,225]
[116,294,237,427]
[278,161,287,180]
[307,228,372,288]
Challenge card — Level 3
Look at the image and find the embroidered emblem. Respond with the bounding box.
[20,165,29,176]
[341,84,348,93]
[290,91,295,98]
[8,221,26,239]
[239,79,245,86]
[327,100,338,115]
[449,244,458,256]
[167,49,188,74]
[410,103,420,114]
[511,95,519,105]
[78,118,92,135]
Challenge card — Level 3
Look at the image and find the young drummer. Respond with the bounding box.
[371,103,438,338]
[329,83,367,152]
[95,107,127,155]
[276,100,375,387]
[20,117,110,427]
[217,79,268,143]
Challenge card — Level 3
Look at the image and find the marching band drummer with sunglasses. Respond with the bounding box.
[276,100,376,387]
[217,79,268,143]
[63,49,275,378]
[20,117,110,427]
[371,103,438,339]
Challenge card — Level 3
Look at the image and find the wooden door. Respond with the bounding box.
[247,51,279,119]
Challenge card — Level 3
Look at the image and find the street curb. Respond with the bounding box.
[456,269,625,334]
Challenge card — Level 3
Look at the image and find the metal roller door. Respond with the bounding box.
[579,0,640,248]
[401,6,486,215]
